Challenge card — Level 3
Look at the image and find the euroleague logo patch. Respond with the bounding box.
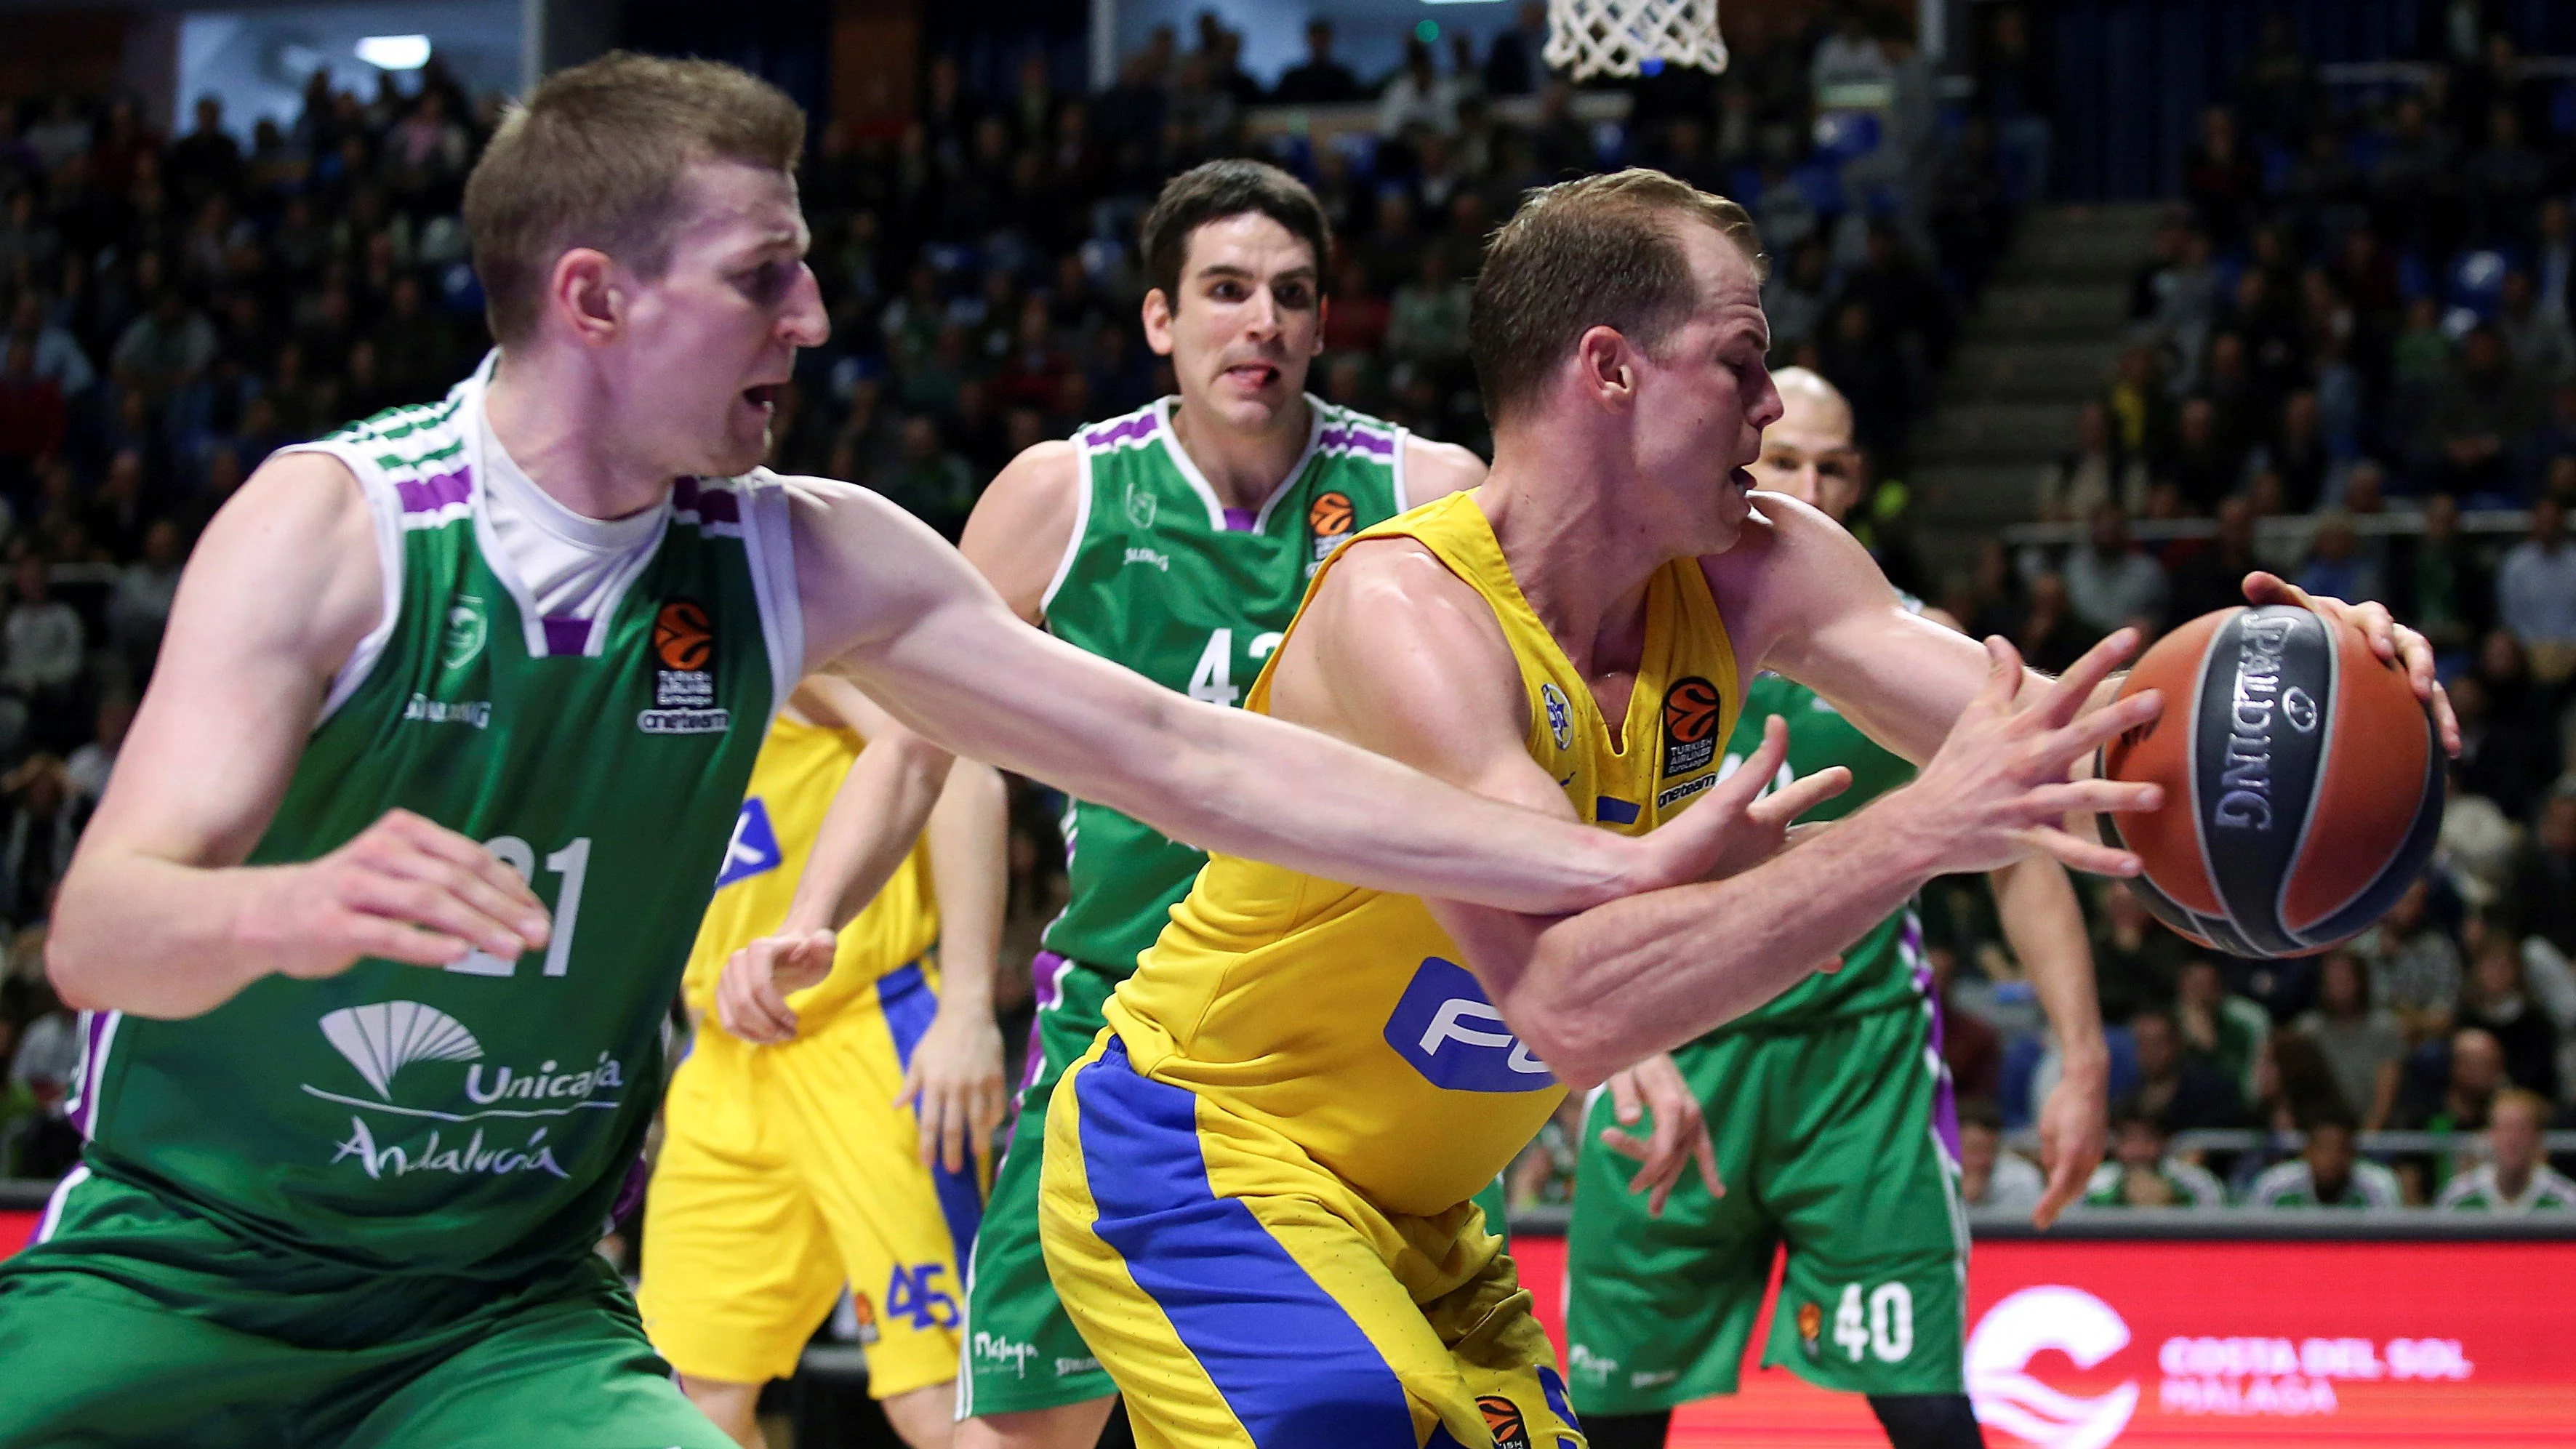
[639,598,731,735]
[1478,1395,1533,1449]
[1661,675,1723,777]
[1309,489,1356,563]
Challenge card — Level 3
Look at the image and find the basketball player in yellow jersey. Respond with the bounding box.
[1038,169,2453,1448]
[639,673,1007,1449]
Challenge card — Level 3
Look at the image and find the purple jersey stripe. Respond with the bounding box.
[673,476,742,524]
[542,617,590,656]
[1221,507,1257,533]
[396,469,471,514]
[1908,914,1962,1163]
[1317,425,1394,457]
[74,1010,113,1137]
[1083,413,1157,449]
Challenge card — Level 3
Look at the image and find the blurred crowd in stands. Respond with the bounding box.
[0,1,2568,1211]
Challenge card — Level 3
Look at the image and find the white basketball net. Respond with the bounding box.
[1545,0,1730,81]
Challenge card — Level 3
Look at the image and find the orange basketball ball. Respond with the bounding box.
[2097,603,2441,958]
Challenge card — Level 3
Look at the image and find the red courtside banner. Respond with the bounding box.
[1510,1233,2576,1448]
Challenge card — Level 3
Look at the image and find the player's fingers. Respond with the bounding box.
[1748,765,1850,830]
[2034,1149,2087,1230]
[337,912,471,968]
[2043,687,2162,767]
[1597,1125,1651,1163]
[893,1060,923,1111]
[2024,825,2143,877]
[2037,627,2139,730]
[339,872,532,960]
[1693,1130,1725,1200]
[1609,1070,1643,1125]
[2239,569,2306,609]
[1973,635,2025,715]
[383,813,550,915]
[2018,779,2162,822]
[1712,715,1789,818]
[374,844,551,950]
[941,1087,974,1175]
[1811,953,1844,975]
[2428,678,2462,757]
[2348,601,2401,663]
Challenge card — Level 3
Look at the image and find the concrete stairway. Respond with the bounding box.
[1907,204,2165,575]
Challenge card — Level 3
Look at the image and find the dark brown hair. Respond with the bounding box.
[1468,168,1765,423]
[1139,160,1333,306]
[462,52,806,344]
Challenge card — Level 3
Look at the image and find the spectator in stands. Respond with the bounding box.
[1272,20,1363,105]
[2182,105,2260,246]
[2039,401,2148,523]
[1376,39,1457,138]
[2062,503,2165,638]
[2496,494,2576,675]
[2178,958,2270,1103]
[2091,880,2186,1022]
[1385,247,1471,372]
[2360,877,2465,1043]
[63,691,128,813]
[1762,238,1833,359]
[1482,2,1550,97]
[2295,513,2381,604]
[1957,1099,2045,1216]
[0,336,65,488]
[2426,324,2539,499]
[2296,949,2406,1131]
[2082,1102,2224,1208]
[2164,395,2241,513]
[2503,780,2576,960]
[2249,1111,2402,1208]
[106,515,183,681]
[1505,1093,1585,1210]
[7,291,95,399]
[2402,1026,2507,1133]
[2437,1088,2576,1211]
[109,283,216,401]
[2388,492,2493,659]
[2,556,83,749]
[2461,932,2560,1101]
[2133,1007,2248,1132]
[2012,569,2087,675]
[2498,267,2575,388]
[882,414,976,543]
[0,751,77,926]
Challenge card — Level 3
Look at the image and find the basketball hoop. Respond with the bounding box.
[1544,0,1730,81]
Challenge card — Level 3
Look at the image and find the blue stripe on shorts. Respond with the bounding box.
[1075,1036,1415,1449]
[879,960,986,1268]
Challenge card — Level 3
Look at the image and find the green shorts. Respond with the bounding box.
[1563,1004,1967,1413]
[0,1167,731,1449]
[958,955,1120,1418]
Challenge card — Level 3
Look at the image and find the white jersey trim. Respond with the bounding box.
[34,1163,91,1244]
[1040,432,1098,617]
[735,470,804,715]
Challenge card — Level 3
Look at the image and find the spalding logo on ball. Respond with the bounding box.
[2097,603,2441,959]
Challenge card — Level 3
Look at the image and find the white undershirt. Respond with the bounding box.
[477,406,666,627]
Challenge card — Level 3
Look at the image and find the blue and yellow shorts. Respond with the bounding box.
[638,961,986,1397]
[1038,1033,1584,1449]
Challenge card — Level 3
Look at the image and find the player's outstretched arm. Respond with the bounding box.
[1989,856,2107,1228]
[792,479,1773,915]
[1448,633,2165,1089]
[47,454,548,1019]
[714,675,961,1043]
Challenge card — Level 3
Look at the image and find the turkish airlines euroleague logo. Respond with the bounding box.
[1966,1287,2139,1449]
[640,598,730,735]
[1308,490,1356,564]
[653,601,714,671]
[1661,675,1723,777]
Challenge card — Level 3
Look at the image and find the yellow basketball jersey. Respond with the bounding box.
[681,713,940,1035]
[1104,491,1741,1216]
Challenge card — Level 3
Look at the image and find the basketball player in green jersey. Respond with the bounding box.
[722,158,1487,1449]
[1564,370,2101,1449]
[0,67,1829,1448]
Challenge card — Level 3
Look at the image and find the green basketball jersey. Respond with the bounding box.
[1712,670,1927,1032]
[60,366,798,1280]
[1037,396,1412,976]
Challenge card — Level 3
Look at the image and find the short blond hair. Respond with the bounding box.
[2492,1087,2551,1125]
[462,52,805,343]
[1469,168,1765,424]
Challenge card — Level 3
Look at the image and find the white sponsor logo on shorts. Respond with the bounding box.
[974,1333,1040,1378]
[1568,1344,1618,1387]
[1629,1368,1678,1388]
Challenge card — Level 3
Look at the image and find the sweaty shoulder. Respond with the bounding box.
[1401,435,1486,503]
[960,438,1083,622]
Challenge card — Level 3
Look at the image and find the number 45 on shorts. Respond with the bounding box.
[886,1263,959,1331]
[1831,1282,1914,1363]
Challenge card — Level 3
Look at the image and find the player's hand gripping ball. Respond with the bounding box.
[2096,603,2441,958]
